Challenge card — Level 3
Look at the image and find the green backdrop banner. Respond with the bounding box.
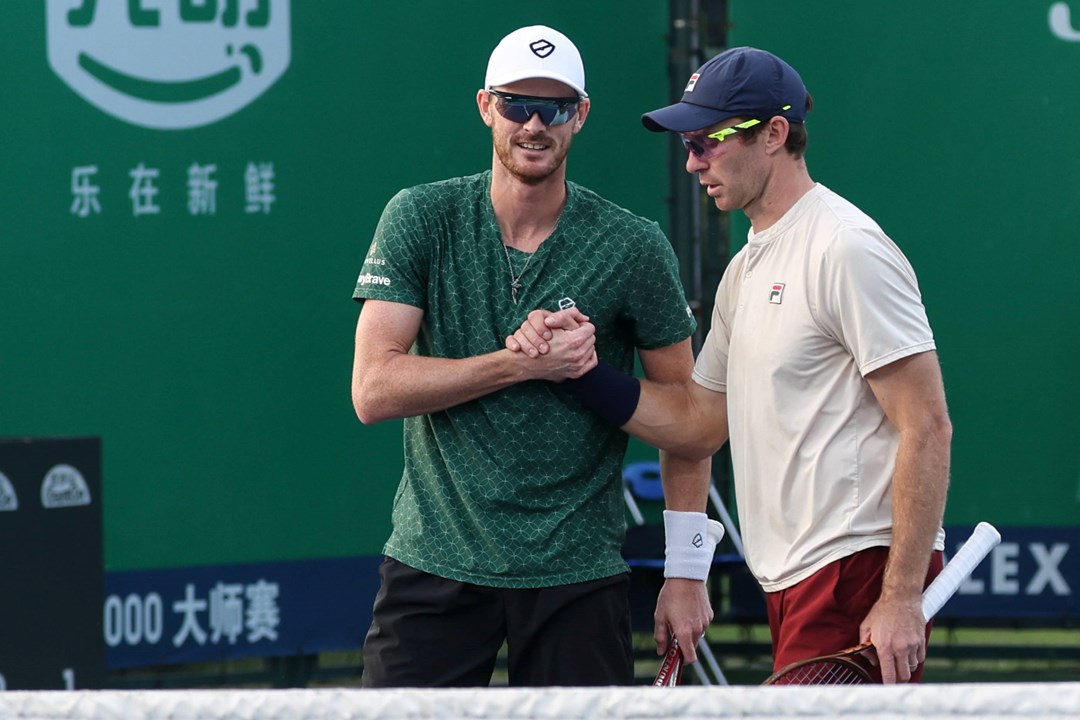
[728,1,1080,526]
[5,2,1075,578]
[2,1,671,571]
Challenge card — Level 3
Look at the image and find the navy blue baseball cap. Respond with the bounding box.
[642,47,808,132]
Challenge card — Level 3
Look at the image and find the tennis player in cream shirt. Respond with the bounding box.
[508,46,951,685]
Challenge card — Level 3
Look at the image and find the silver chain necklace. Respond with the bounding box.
[502,244,535,305]
[501,207,564,304]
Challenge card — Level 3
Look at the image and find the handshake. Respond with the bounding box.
[503,306,598,382]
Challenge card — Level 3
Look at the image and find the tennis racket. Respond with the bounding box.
[652,638,684,687]
[762,521,1001,686]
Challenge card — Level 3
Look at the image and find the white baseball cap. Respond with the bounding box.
[484,25,587,98]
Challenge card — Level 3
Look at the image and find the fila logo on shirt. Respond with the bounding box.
[769,283,786,304]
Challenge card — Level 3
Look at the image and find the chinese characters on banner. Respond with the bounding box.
[103,579,281,652]
[172,580,280,647]
[104,557,379,669]
[70,163,276,217]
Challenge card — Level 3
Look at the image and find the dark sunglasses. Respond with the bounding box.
[487,89,581,127]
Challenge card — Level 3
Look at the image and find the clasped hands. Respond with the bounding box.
[504,307,597,381]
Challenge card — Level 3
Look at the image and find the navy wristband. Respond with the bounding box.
[562,360,641,426]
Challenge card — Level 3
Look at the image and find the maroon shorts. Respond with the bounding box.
[765,546,944,682]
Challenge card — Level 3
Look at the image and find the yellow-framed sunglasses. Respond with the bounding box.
[680,107,791,158]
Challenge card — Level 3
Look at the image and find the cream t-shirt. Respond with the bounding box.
[693,184,944,591]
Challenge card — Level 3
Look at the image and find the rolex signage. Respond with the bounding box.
[46,0,291,130]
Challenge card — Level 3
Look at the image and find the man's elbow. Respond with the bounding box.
[628,411,726,459]
[654,432,724,461]
[936,414,953,445]
[674,406,728,459]
[352,382,392,425]
[932,411,953,452]
[683,437,726,461]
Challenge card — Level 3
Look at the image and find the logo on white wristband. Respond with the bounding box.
[663,510,725,580]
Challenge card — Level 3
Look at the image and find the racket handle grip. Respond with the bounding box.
[921,522,1001,621]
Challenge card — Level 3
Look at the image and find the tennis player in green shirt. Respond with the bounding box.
[351,25,719,686]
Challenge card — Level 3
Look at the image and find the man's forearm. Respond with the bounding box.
[353,349,529,424]
[659,451,712,513]
[561,361,727,458]
[625,379,728,459]
[880,422,951,601]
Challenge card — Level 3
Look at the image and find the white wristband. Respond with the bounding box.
[663,510,726,580]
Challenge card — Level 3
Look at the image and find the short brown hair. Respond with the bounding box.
[735,94,813,158]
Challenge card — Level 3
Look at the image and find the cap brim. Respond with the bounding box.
[641,101,738,133]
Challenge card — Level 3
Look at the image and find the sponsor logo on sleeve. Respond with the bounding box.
[356,272,391,287]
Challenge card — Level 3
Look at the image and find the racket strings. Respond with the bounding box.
[769,657,871,685]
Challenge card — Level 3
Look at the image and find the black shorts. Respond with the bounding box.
[361,556,634,687]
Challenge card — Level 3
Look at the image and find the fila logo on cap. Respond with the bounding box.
[684,73,701,92]
[769,283,786,304]
[530,39,555,58]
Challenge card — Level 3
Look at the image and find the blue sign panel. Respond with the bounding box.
[104,525,1078,669]
[716,525,1078,627]
[105,555,382,669]
[938,526,1077,622]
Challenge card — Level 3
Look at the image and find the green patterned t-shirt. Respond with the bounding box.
[353,171,695,588]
